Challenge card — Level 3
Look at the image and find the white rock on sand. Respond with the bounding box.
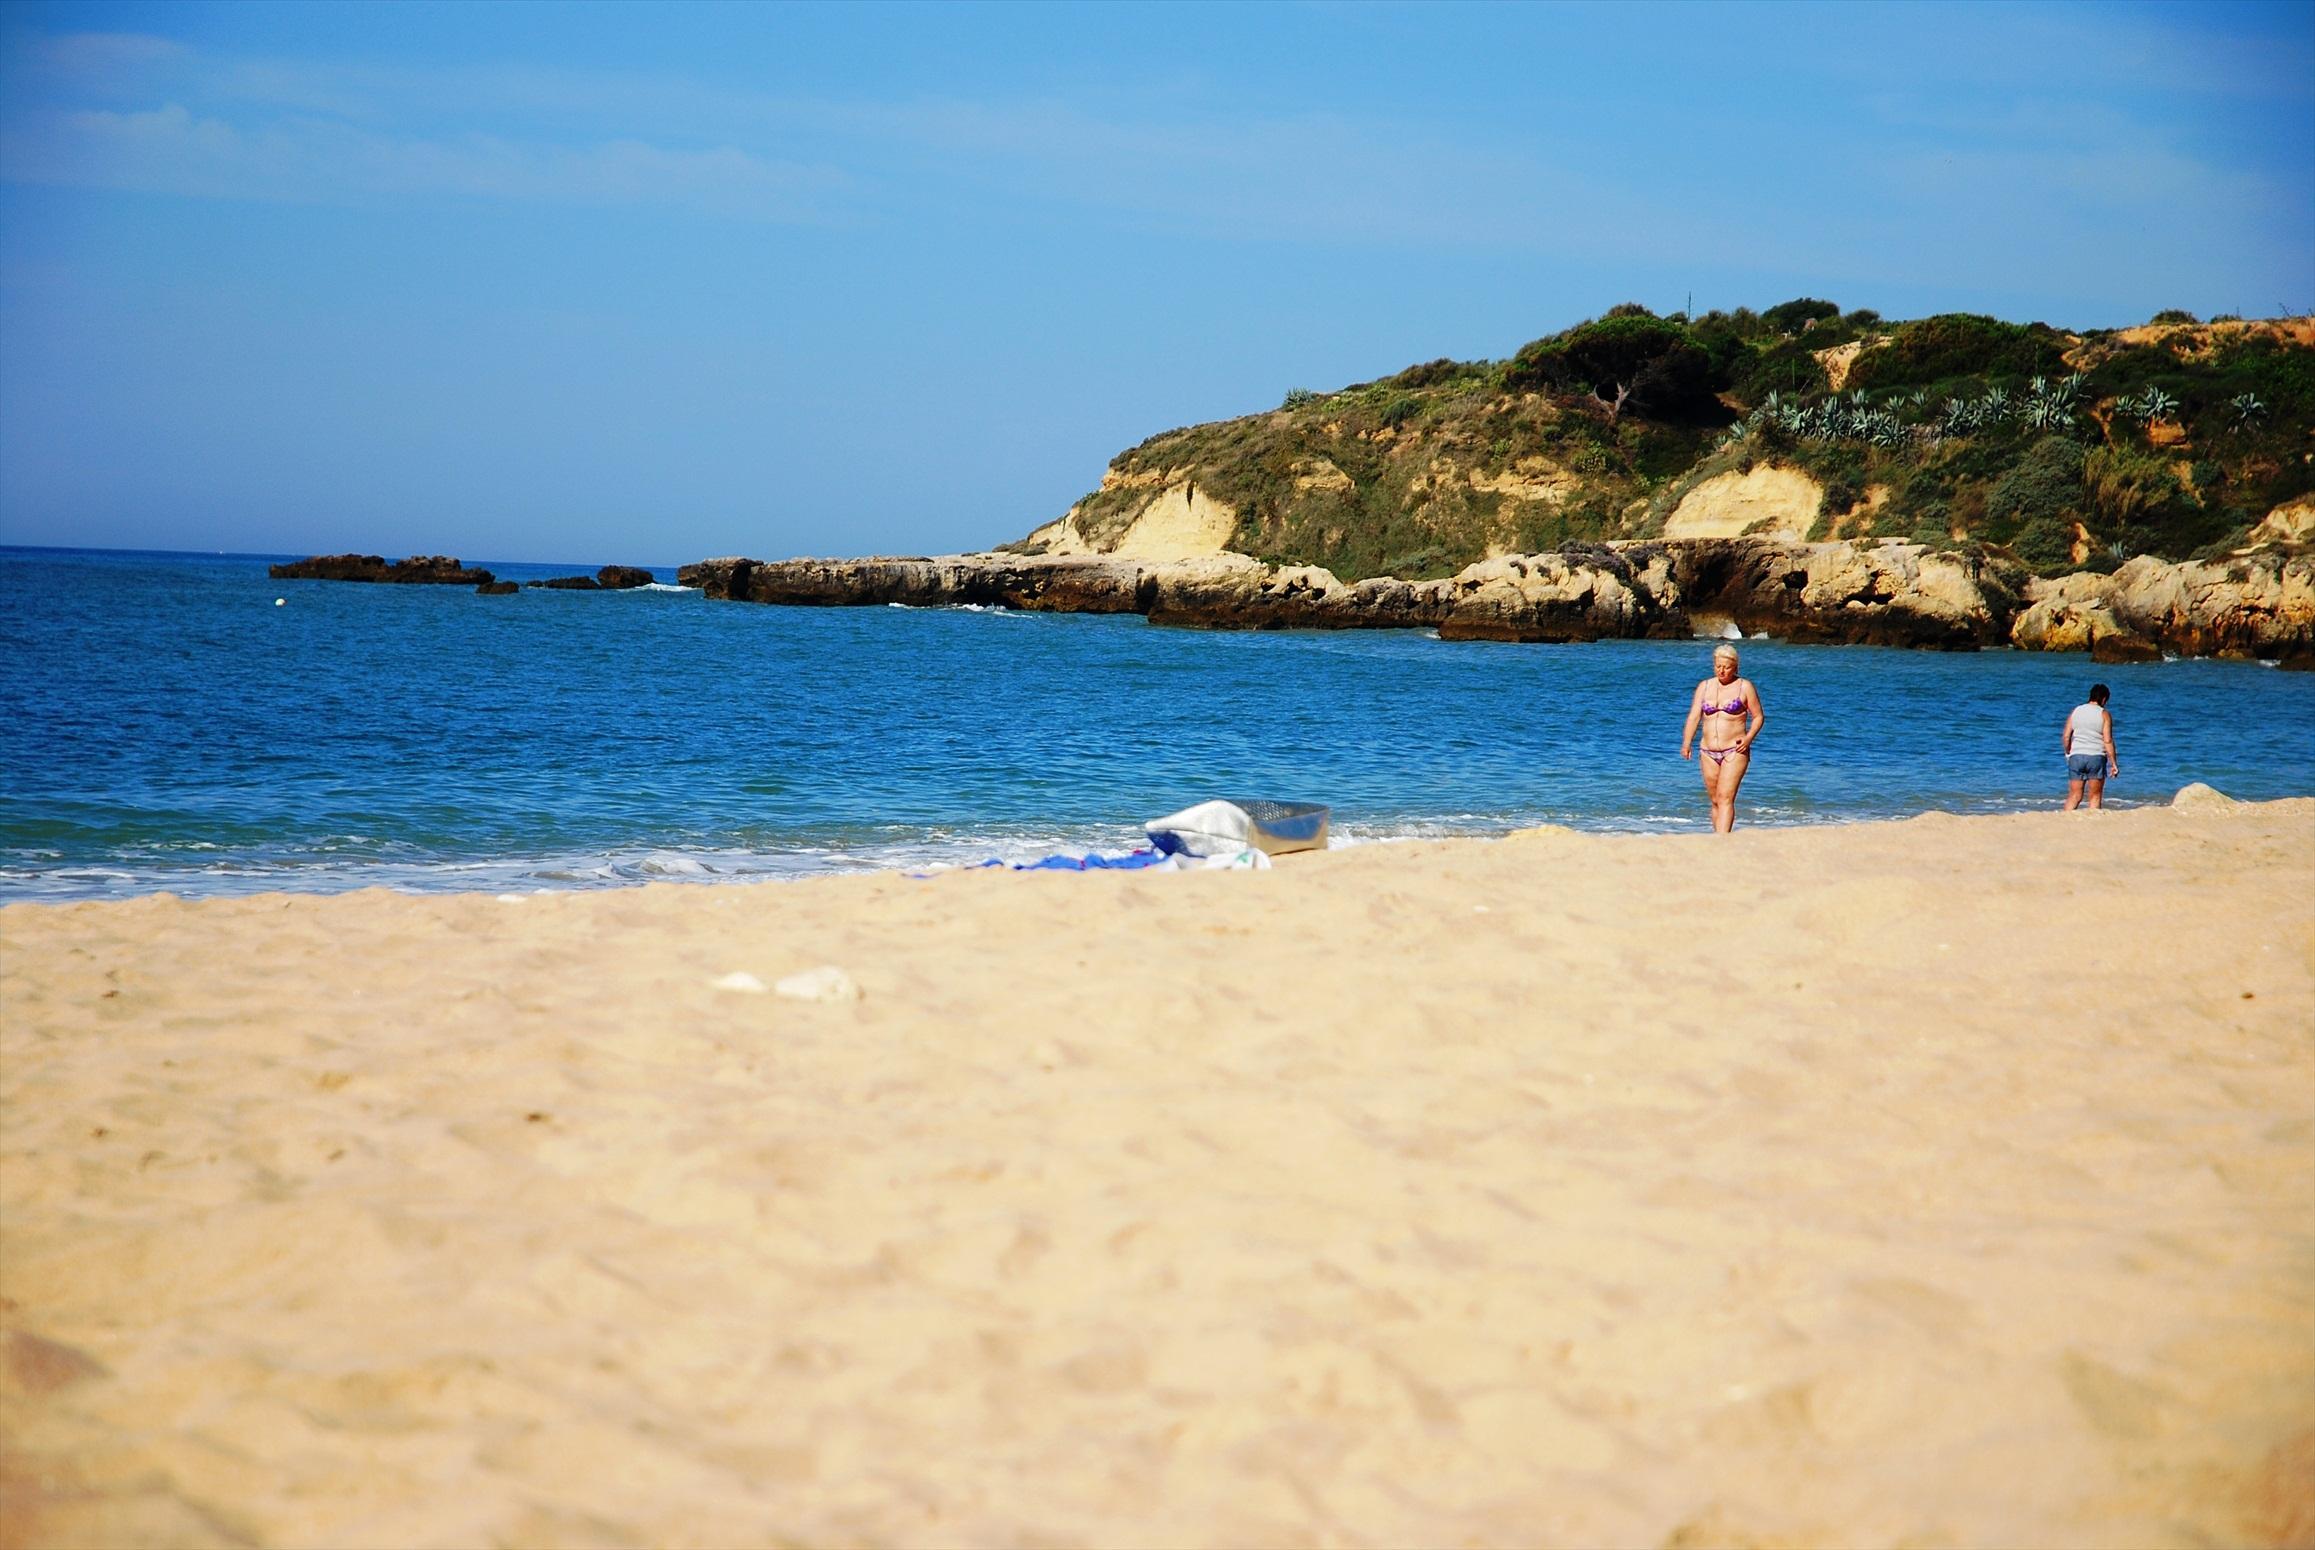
[2,803,2312,1548]
[774,965,862,1003]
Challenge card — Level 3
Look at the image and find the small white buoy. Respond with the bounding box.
[274,598,286,607]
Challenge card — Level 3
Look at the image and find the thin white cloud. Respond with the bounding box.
[815,93,1693,256]
[35,31,186,75]
[0,32,1685,254]
[1,18,2302,293]
[0,101,849,221]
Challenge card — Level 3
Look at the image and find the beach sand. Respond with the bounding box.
[4,800,2312,1549]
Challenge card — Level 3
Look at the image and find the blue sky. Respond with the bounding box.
[2,1,2309,566]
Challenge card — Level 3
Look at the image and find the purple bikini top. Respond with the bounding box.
[1703,693,1745,715]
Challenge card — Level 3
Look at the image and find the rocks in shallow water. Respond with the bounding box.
[2013,555,2315,664]
[269,554,496,585]
[2090,630,2163,664]
[1653,538,2022,650]
[1435,549,1671,643]
[677,557,753,599]
[526,566,654,591]
[672,541,2312,662]
[277,554,656,594]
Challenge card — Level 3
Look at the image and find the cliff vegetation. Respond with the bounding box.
[1015,304,2315,581]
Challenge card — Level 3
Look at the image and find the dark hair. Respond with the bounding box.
[2089,683,2110,704]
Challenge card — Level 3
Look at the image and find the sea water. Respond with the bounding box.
[4,545,2309,901]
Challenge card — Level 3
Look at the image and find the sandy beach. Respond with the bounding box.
[3,797,2311,1550]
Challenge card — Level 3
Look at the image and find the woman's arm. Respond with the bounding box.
[2103,707,2118,770]
[1681,684,1703,758]
[1742,682,1767,750]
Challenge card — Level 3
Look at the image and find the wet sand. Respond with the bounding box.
[3,798,2312,1548]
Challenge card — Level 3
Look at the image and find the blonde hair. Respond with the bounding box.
[1712,642,1740,663]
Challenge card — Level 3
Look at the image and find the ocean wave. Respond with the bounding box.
[885,601,1016,615]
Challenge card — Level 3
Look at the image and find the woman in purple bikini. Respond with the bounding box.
[1681,642,1766,834]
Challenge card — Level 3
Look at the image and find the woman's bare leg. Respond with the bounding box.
[2066,778,2085,811]
[2085,777,2105,810]
[1716,751,1750,833]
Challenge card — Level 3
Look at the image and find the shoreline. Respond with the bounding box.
[5,799,2312,1546]
[0,787,2259,907]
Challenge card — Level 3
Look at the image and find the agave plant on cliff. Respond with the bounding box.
[2113,385,2180,432]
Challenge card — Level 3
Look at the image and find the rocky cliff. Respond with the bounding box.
[1007,307,2314,585]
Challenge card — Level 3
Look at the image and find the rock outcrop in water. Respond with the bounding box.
[270,554,496,585]
[679,541,2314,664]
[526,566,659,591]
[275,556,658,593]
[2011,555,2315,666]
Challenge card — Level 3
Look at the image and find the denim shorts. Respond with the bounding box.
[2067,753,2110,781]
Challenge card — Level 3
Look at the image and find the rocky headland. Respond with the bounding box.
[682,302,2312,664]
[676,540,2313,665]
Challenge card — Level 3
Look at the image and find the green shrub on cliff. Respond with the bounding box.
[2084,444,2187,527]
[1983,436,2087,553]
[1383,358,1493,391]
[1503,315,1722,421]
[1762,297,1841,334]
[1732,339,1829,402]
[1846,314,2071,393]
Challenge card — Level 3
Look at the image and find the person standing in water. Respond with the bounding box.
[1681,642,1765,834]
[2063,683,2119,810]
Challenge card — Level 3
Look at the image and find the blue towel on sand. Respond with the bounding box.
[978,848,1173,872]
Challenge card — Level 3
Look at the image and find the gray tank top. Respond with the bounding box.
[2066,702,2107,754]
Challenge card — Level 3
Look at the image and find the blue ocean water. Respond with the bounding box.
[4,544,2310,901]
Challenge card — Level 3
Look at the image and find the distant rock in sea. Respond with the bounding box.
[274,556,656,593]
[526,565,657,591]
[270,554,496,586]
